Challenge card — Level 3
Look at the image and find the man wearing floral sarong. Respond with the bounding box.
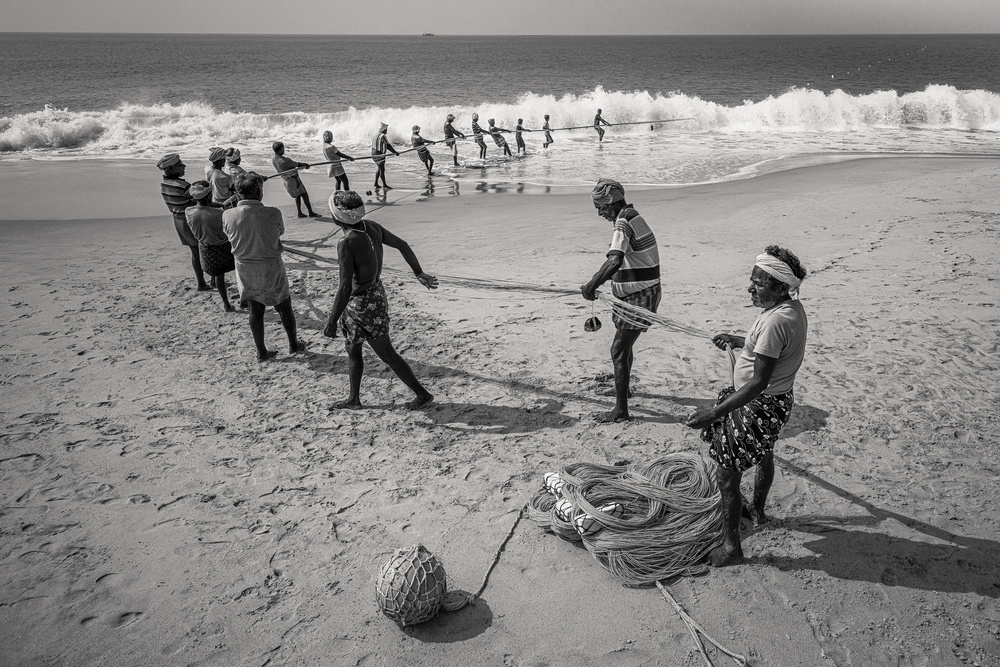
[686,245,808,566]
[323,190,438,410]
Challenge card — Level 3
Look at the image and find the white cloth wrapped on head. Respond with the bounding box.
[329,190,366,225]
[755,253,802,299]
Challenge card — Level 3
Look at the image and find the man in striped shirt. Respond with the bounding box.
[581,178,662,423]
[158,153,210,291]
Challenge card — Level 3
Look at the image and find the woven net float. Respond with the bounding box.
[375,544,448,626]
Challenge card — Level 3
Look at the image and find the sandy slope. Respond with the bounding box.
[1,157,999,666]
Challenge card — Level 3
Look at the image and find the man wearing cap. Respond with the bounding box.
[157,153,211,292]
[371,123,399,190]
[410,126,435,176]
[323,131,355,192]
[443,113,465,167]
[226,148,246,178]
[207,147,236,207]
[580,178,661,423]
[686,246,808,566]
[186,180,236,312]
[271,141,319,218]
[324,190,438,410]
[223,171,305,361]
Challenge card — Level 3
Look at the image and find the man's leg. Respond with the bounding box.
[301,191,318,216]
[274,297,303,353]
[190,246,210,290]
[711,464,745,566]
[247,300,273,361]
[332,340,365,409]
[596,327,642,422]
[294,195,306,218]
[367,335,433,409]
[750,451,774,526]
[216,273,234,311]
[427,156,434,174]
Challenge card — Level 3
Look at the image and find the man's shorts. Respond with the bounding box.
[611,284,662,331]
[341,281,390,344]
[701,387,794,472]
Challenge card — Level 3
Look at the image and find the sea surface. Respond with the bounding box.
[2,33,999,189]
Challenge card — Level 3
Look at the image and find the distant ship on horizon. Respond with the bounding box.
[422,33,434,36]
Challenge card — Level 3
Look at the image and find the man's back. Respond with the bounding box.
[223,200,284,260]
[340,221,385,294]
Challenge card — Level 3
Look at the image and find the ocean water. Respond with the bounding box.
[2,33,999,189]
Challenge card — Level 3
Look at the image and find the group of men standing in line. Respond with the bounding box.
[158,152,809,567]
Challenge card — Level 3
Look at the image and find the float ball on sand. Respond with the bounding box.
[375,544,448,626]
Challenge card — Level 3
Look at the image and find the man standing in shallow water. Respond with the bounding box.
[685,246,808,566]
[580,178,662,423]
[324,190,438,410]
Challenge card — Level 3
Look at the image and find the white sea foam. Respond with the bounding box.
[2,86,998,186]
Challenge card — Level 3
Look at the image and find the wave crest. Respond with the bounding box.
[2,85,998,157]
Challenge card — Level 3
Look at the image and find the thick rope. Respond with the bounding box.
[528,453,724,587]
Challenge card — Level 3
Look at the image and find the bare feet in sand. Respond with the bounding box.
[197,284,213,292]
[405,393,434,410]
[224,304,236,312]
[331,398,362,410]
[592,410,632,424]
[290,339,307,354]
[257,350,278,363]
[708,544,745,567]
[741,496,769,527]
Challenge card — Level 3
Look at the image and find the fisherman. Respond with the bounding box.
[580,178,661,423]
[685,247,808,567]
[204,146,222,180]
[470,113,488,160]
[542,114,554,148]
[514,118,527,155]
[223,171,305,361]
[324,190,438,410]
[157,153,210,292]
[226,148,247,178]
[185,180,236,312]
[270,141,319,218]
[443,113,465,167]
[371,123,400,190]
[323,130,355,192]
[207,147,235,207]
[410,125,435,176]
[487,118,513,157]
[594,108,611,141]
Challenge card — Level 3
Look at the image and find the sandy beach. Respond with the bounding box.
[2,156,999,666]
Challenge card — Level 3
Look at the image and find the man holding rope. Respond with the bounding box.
[271,142,319,218]
[594,108,611,141]
[685,246,808,566]
[223,172,305,361]
[443,113,465,167]
[581,178,661,423]
[157,153,211,292]
[371,123,400,190]
[324,190,438,411]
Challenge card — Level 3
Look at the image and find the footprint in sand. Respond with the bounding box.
[112,612,143,628]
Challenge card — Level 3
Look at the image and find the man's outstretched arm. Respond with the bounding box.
[581,252,624,300]
[380,227,438,289]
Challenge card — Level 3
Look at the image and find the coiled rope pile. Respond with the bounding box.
[527,452,724,587]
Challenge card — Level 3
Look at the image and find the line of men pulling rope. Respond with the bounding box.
[158,149,808,567]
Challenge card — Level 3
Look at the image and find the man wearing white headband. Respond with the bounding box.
[324,190,438,411]
[581,177,662,423]
[686,245,808,566]
[371,123,399,191]
[442,113,465,167]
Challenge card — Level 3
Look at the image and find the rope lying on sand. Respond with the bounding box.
[527,453,724,586]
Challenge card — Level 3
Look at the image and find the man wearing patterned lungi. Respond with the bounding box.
[686,246,808,566]
[581,178,662,423]
[323,190,438,411]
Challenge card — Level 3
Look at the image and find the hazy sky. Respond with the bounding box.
[2,0,999,35]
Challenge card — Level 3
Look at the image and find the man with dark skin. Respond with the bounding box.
[324,190,438,410]
[371,123,400,190]
[685,246,808,566]
[580,178,661,423]
[270,141,319,218]
[443,113,466,167]
[594,108,611,141]
[157,153,211,291]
